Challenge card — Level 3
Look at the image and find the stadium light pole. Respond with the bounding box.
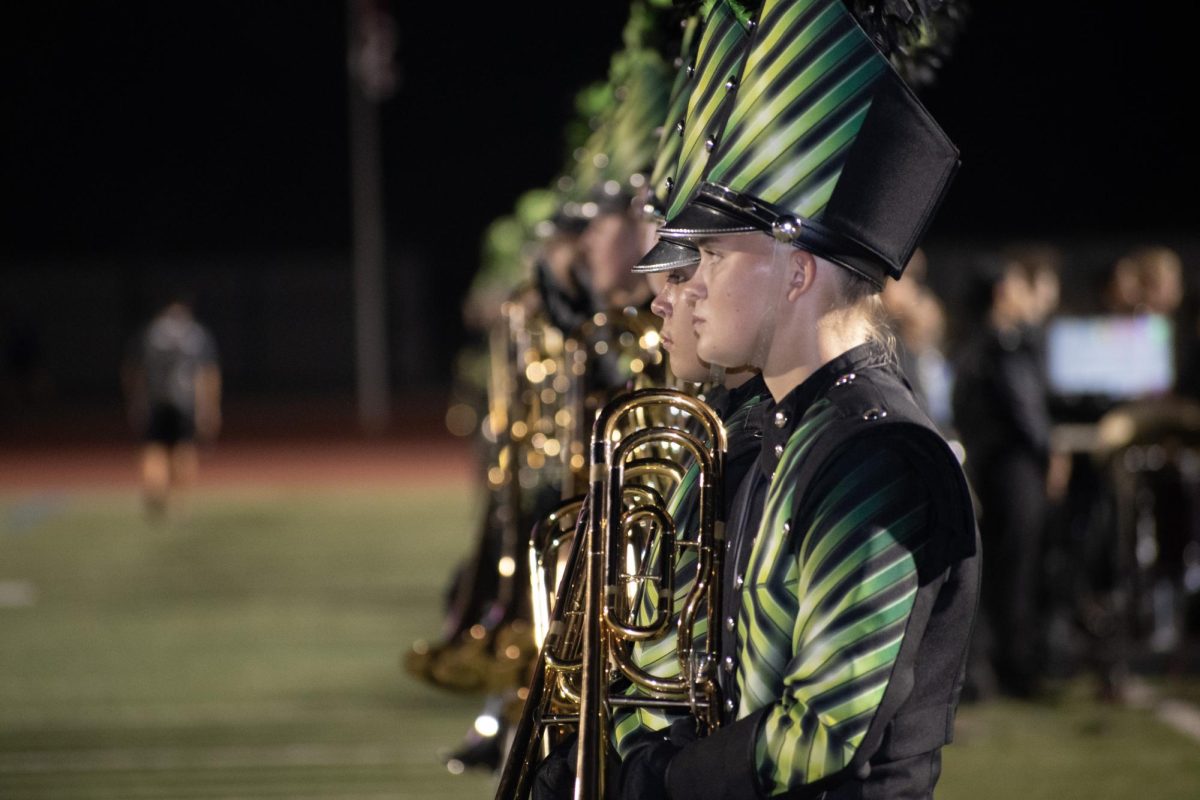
[346,0,396,434]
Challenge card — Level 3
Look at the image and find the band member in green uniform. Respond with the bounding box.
[622,1,979,797]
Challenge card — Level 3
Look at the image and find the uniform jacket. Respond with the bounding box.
[668,343,980,800]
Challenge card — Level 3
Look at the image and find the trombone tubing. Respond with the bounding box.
[575,389,728,800]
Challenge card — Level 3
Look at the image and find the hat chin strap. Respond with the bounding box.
[748,238,794,371]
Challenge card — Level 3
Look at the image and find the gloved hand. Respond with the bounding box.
[619,718,700,800]
[532,733,622,800]
[532,735,577,800]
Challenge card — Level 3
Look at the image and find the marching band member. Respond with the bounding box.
[625,1,979,797]
[410,0,678,772]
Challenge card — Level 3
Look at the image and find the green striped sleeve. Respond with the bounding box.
[752,441,930,795]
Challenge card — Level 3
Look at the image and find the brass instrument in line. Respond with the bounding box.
[497,389,728,800]
[406,290,670,697]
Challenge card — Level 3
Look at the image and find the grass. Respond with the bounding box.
[0,487,495,799]
[2,485,1199,799]
[943,692,1200,800]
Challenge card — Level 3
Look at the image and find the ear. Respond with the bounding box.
[786,249,817,301]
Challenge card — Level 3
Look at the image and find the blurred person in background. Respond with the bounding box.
[1046,247,1197,699]
[1110,246,1194,656]
[1010,245,1069,499]
[1103,255,1143,315]
[882,248,955,430]
[954,254,1058,698]
[122,298,221,519]
[1019,243,1063,328]
[1126,245,1184,317]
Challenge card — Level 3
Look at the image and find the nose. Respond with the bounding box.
[650,285,673,319]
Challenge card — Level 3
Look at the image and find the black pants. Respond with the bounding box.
[974,451,1046,695]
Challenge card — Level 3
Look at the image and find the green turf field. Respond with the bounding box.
[2,485,1199,799]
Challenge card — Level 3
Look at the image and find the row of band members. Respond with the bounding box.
[433,223,1195,797]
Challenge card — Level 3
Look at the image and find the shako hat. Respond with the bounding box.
[657,0,961,286]
[564,3,674,222]
[634,0,757,273]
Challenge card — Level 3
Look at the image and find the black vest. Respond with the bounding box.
[722,346,980,800]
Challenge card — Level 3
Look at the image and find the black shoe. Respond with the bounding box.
[441,730,504,775]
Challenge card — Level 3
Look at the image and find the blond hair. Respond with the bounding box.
[830,265,897,360]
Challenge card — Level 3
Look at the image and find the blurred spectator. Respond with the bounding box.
[881,249,954,429]
[1125,246,1184,317]
[1109,247,1195,655]
[1044,247,1198,698]
[1124,246,1191,398]
[1103,257,1143,314]
[953,254,1057,698]
[1100,246,1191,396]
[122,299,221,519]
[1012,243,1063,327]
[1010,245,1070,500]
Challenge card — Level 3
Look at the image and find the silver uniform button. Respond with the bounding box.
[725,698,736,713]
[773,409,788,428]
[734,574,744,589]
[782,521,790,534]
[773,443,784,458]
[725,616,736,632]
[723,656,735,672]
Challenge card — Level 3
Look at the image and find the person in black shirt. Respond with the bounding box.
[953,257,1052,698]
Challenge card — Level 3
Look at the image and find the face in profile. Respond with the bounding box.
[580,211,646,298]
[684,233,783,369]
[650,264,709,383]
[542,233,580,288]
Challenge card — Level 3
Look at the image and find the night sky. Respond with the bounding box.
[1,2,625,257]
[1,1,1195,390]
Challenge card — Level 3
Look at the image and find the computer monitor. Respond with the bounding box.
[1046,314,1174,400]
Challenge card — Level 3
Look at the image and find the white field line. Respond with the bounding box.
[1157,698,1200,743]
[0,742,400,774]
[1124,676,1200,745]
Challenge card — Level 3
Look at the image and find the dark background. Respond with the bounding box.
[1,1,1195,406]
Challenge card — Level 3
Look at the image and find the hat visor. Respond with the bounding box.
[656,200,760,241]
[632,239,701,274]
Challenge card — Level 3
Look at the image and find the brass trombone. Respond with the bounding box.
[497,388,728,800]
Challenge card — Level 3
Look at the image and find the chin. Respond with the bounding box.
[697,341,735,371]
[666,355,707,384]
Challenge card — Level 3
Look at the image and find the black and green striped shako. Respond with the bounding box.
[566,3,673,220]
[657,0,959,286]
[645,10,703,221]
[634,0,755,274]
